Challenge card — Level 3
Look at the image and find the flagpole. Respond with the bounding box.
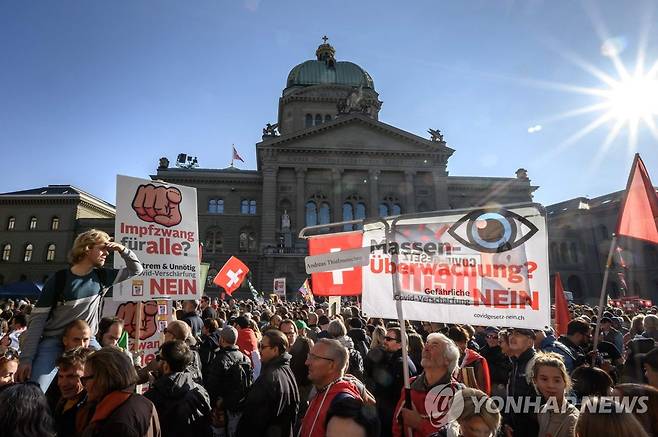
[591,234,617,363]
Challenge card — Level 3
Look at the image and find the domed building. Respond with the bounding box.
[153,38,537,298]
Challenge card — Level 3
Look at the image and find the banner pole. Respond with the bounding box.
[135,301,143,362]
[591,234,617,363]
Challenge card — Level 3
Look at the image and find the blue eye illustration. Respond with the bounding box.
[448,208,538,253]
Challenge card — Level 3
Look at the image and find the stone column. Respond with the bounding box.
[332,168,343,222]
[295,167,306,231]
[405,170,416,213]
[260,165,278,249]
[368,169,380,217]
[433,167,450,210]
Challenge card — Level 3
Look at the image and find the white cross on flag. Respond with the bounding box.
[308,231,363,296]
[214,256,249,295]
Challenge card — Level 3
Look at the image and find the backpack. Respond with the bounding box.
[48,268,107,320]
[222,353,253,411]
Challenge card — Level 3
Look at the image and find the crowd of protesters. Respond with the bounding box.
[1,230,658,437]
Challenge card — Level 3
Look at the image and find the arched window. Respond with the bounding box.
[239,230,257,253]
[379,203,389,218]
[208,199,224,214]
[29,217,37,230]
[46,244,56,262]
[1,244,10,261]
[7,217,15,230]
[241,199,257,215]
[305,114,313,128]
[355,202,366,220]
[570,242,579,263]
[380,195,402,217]
[324,114,332,123]
[305,201,317,226]
[24,243,33,262]
[392,204,402,216]
[315,114,322,126]
[51,217,60,230]
[204,228,223,253]
[560,242,569,263]
[319,202,331,224]
[343,203,354,231]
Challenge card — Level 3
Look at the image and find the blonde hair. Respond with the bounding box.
[576,397,649,437]
[532,352,571,392]
[458,388,501,435]
[68,229,110,264]
[370,325,386,349]
[166,320,192,342]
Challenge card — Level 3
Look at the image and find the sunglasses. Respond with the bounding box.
[308,352,334,362]
[384,336,399,342]
[486,335,499,339]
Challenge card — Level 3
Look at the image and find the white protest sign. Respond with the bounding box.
[360,204,550,329]
[274,277,287,301]
[102,298,172,366]
[113,175,200,301]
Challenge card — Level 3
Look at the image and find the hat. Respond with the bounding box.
[484,326,500,335]
[295,320,309,331]
[509,328,536,338]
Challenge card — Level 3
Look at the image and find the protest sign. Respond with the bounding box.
[102,298,172,366]
[361,204,550,329]
[274,277,287,301]
[307,231,363,296]
[113,175,200,301]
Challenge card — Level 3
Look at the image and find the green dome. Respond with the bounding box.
[286,40,375,90]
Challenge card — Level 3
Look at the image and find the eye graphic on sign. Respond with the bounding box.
[448,208,538,253]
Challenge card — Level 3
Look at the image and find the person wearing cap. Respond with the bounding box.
[504,327,539,437]
[599,316,624,355]
[346,318,370,365]
[317,315,331,339]
[480,326,511,398]
[553,319,591,373]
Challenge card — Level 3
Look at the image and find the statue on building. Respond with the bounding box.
[158,157,170,169]
[281,209,291,231]
[428,129,444,143]
[516,168,529,180]
[262,123,279,138]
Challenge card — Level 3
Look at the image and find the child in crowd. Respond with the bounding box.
[532,352,579,437]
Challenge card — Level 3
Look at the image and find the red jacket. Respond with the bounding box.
[392,373,462,437]
[299,379,363,437]
[458,348,491,395]
[236,328,258,362]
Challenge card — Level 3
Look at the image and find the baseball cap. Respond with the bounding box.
[484,326,500,335]
[509,328,536,338]
[295,320,309,331]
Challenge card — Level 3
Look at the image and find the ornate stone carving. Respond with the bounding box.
[262,123,279,138]
[158,157,170,169]
[428,129,444,143]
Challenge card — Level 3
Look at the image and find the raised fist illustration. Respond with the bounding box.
[116,301,159,340]
[132,184,182,227]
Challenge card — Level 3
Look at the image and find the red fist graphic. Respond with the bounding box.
[116,301,159,340]
[132,184,182,227]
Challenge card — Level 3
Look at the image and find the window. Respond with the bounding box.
[324,114,332,123]
[380,196,402,217]
[29,217,37,230]
[239,230,257,253]
[7,217,15,230]
[379,203,389,218]
[305,114,313,128]
[599,225,609,240]
[208,199,224,214]
[315,114,322,125]
[306,201,318,226]
[241,200,256,214]
[342,203,354,231]
[204,228,223,253]
[1,244,10,261]
[24,243,33,262]
[560,242,569,263]
[319,202,331,224]
[570,242,579,263]
[46,244,56,262]
[392,204,402,216]
[550,242,559,263]
[51,217,60,230]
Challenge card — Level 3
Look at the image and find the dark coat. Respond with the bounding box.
[81,392,160,437]
[237,353,300,437]
[206,345,251,405]
[182,311,204,338]
[347,328,371,363]
[145,372,212,437]
[201,306,217,321]
[198,331,221,383]
[505,348,539,437]
[480,344,511,385]
[54,390,87,437]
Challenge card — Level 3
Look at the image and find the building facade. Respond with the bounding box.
[547,191,658,304]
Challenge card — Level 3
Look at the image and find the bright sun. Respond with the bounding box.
[605,75,658,123]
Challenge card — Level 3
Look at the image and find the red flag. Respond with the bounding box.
[232,146,245,163]
[308,231,363,296]
[616,154,658,243]
[213,256,249,295]
[554,273,570,336]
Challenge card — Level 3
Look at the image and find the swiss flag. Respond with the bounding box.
[214,256,249,295]
[308,231,363,296]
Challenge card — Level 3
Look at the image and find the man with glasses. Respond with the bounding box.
[375,327,416,437]
[480,326,511,398]
[237,330,299,437]
[300,339,363,437]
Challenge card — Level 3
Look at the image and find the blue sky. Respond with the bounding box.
[1,0,657,206]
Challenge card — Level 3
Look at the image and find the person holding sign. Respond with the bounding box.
[16,229,143,391]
